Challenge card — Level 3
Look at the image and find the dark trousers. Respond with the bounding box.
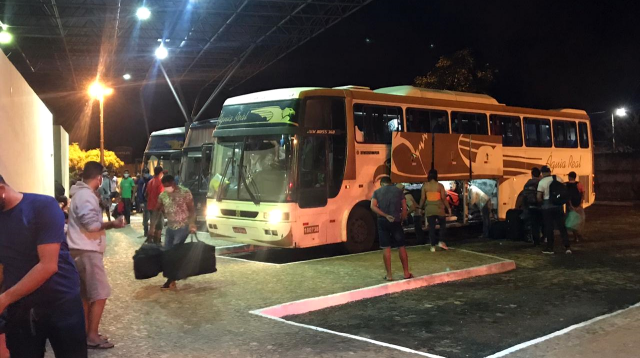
[6,295,87,358]
[427,215,446,246]
[543,207,570,250]
[526,208,543,245]
[413,215,426,244]
[481,205,491,238]
[142,203,150,236]
[123,198,132,224]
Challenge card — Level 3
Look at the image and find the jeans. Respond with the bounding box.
[526,208,543,245]
[123,198,132,224]
[481,205,490,238]
[141,203,150,236]
[427,215,446,246]
[165,225,190,249]
[6,295,87,358]
[543,206,570,249]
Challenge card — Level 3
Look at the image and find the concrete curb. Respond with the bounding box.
[253,259,516,318]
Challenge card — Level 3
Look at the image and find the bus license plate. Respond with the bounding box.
[233,227,247,234]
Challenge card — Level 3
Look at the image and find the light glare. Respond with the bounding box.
[615,108,627,117]
[136,7,151,20]
[0,31,12,44]
[88,82,113,99]
[123,73,131,80]
[155,45,168,60]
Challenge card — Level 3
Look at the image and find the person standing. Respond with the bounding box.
[67,161,125,349]
[537,165,571,254]
[371,176,412,281]
[137,168,152,237]
[99,170,112,220]
[146,166,165,244]
[419,169,451,252]
[154,175,197,289]
[566,171,586,242]
[468,182,492,239]
[0,174,88,357]
[523,167,543,245]
[110,173,118,199]
[119,170,135,225]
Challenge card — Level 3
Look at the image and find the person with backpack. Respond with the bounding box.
[522,167,543,245]
[566,171,585,242]
[537,165,571,254]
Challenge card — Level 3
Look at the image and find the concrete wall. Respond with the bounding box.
[594,153,640,201]
[53,125,69,195]
[0,50,55,196]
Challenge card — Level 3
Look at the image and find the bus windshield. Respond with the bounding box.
[208,135,295,203]
[179,152,204,193]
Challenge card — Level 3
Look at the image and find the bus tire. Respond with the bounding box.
[344,206,376,254]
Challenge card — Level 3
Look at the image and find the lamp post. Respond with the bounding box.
[611,107,626,152]
[89,82,114,165]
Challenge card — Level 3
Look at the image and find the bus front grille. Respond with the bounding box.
[220,209,259,219]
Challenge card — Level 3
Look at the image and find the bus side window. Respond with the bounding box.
[451,112,488,135]
[407,108,449,133]
[353,104,403,144]
[553,120,578,148]
[490,114,522,147]
[578,122,590,148]
[524,118,552,147]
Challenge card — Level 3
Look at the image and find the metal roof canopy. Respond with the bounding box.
[0,0,372,120]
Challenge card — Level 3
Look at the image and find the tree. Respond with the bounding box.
[414,49,495,94]
[69,143,124,178]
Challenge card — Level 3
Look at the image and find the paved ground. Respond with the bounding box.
[289,205,640,358]
[46,214,502,358]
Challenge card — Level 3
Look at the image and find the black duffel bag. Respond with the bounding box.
[133,243,164,280]
[162,234,217,280]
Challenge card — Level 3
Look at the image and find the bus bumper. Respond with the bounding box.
[207,217,294,248]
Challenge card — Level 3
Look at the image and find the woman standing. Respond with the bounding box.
[419,169,451,252]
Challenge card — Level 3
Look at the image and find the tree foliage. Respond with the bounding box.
[69,143,124,178]
[414,49,495,94]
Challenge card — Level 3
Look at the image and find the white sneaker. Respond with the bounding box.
[430,246,436,252]
[438,242,449,250]
[565,249,572,254]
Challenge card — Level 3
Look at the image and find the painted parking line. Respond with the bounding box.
[249,254,516,357]
[485,301,640,358]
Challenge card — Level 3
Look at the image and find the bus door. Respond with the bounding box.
[297,136,328,245]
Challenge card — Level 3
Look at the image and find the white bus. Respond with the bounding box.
[205,86,594,252]
[142,127,185,176]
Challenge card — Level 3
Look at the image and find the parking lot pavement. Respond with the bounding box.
[54,214,507,358]
[288,205,640,358]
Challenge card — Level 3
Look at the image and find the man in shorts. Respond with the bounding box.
[371,176,412,281]
[146,166,165,244]
[0,174,87,357]
[68,161,125,349]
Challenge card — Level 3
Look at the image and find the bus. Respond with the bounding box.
[142,127,185,176]
[180,118,218,227]
[205,85,594,252]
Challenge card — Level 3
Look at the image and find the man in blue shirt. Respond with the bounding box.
[0,174,87,357]
[371,176,412,281]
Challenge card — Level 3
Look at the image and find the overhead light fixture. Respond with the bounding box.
[0,30,12,44]
[123,73,131,80]
[136,7,151,20]
[615,107,627,117]
[155,45,168,60]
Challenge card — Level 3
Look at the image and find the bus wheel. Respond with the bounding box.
[344,207,375,254]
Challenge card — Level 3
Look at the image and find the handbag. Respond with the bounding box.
[162,234,217,280]
[565,210,582,231]
[133,242,164,280]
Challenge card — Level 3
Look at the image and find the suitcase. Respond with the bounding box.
[133,243,164,280]
[506,209,525,241]
[162,234,217,280]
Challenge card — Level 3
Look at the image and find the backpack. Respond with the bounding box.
[522,180,539,208]
[549,175,569,206]
[566,182,582,207]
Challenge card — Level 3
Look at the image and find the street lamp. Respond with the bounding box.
[88,82,114,166]
[611,107,627,152]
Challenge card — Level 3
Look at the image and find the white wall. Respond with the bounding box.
[53,125,69,195]
[0,50,55,196]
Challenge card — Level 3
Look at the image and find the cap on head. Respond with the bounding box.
[540,165,551,174]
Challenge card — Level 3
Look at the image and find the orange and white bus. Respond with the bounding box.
[206,85,594,252]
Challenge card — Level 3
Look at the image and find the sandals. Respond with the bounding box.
[87,341,115,350]
[383,275,394,282]
[403,273,415,280]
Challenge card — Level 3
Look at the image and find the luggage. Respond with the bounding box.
[490,220,506,240]
[565,210,582,231]
[506,209,525,241]
[133,243,164,280]
[162,234,217,280]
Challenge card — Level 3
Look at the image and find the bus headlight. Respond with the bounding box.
[207,203,221,218]
[265,210,289,224]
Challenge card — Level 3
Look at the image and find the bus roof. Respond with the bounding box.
[150,127,185,136]
[223,85,589,120]
[189,118,218,129]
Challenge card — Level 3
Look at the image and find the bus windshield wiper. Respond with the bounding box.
[241,165,261,205]
[216,143,237,202]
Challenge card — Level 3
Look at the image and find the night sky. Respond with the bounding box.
[52,0,640,159]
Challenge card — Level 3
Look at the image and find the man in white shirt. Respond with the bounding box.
[537,165,570,254]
